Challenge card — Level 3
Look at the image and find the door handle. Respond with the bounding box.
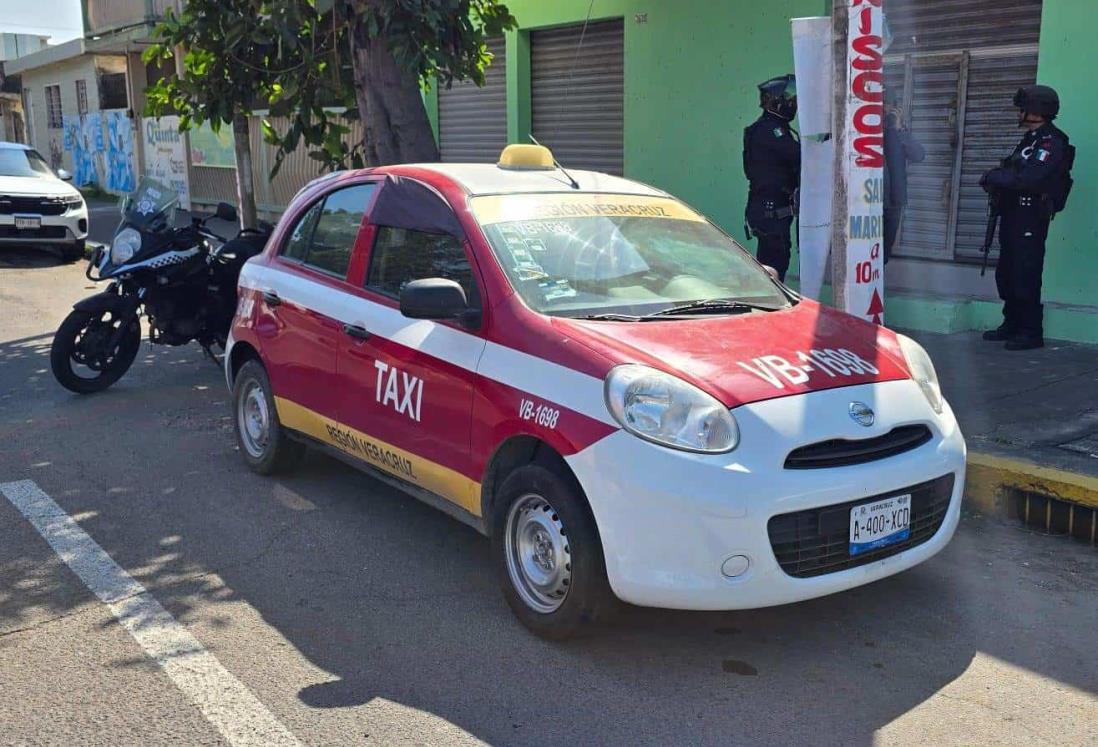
[342,323,370,340]
[262,291,281,306]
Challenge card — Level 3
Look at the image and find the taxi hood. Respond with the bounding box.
[551,299,911,408]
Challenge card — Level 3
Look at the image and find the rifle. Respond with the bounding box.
[980,190,1000,277]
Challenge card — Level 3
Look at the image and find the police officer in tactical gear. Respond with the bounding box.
[744,74,799,281]
[980,84,1074,350]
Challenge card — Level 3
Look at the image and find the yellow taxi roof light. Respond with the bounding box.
[498,144,556,171]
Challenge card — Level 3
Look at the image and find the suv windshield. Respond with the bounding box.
[0,148,53,178]
[471,193,790,318]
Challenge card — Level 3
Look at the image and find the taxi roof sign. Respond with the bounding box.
[498,144,555,171]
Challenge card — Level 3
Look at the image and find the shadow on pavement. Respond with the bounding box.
[0,245,83,270]
[1,333,1095,746]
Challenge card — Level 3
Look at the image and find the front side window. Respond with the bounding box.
[470,193,789,318]
[279,183,376,277]
[366,227,480,308]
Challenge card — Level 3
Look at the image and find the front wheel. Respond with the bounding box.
[50,308,141,393]
[491,463,614,639]
[60,240,86,263]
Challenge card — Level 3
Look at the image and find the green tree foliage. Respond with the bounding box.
[144,0,516,205]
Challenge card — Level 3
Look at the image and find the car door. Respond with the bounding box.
[253,182,377,422]
[336,216,487,516]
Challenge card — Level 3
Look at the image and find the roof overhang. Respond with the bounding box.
[85,23,159,55]
[3,38,88,75]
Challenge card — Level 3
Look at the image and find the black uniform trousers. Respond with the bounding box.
[995,200,1050,338]
[746,195,793,281]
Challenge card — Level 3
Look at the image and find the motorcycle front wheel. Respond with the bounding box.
[50,308,142,394]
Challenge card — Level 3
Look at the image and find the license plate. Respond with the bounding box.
[849,494,911,556]
[14,215,41,230]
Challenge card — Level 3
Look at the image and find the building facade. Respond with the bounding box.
[427,0,1096,343]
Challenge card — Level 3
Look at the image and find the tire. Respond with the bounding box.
[60,240,86,263]
[491,462,614,639]
[232,359,305,475]
[50,308,141,394]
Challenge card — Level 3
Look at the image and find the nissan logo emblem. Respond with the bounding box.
[849,402,875,427]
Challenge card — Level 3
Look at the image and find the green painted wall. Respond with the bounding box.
[500,0,821,241]
[1034,1,1097,311]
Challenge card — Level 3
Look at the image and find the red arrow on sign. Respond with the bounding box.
[866,288,884,325]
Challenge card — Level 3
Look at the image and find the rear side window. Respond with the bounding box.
[279,183,377,277]
[366,227,480,308]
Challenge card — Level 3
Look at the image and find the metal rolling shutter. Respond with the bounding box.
[884,0,1041,263]
[531,19,624,175]
[438,37,506,163]
[886,0,1043,54]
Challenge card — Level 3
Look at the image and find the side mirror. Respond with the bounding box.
[57,168,72,181]
[215,202,238,222]
[399,278,471,323]
[762,265,780,281]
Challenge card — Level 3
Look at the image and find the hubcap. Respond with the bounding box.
[238,380,270,458]
[504,493,571,613]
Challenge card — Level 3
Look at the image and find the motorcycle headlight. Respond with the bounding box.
[896,334,944,414]
[605,364,739,453]
[110,227,142,265]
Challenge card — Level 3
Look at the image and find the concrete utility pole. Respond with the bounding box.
[830,0,886,323]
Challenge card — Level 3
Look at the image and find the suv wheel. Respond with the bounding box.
[492,462,613,639]
[232,359,305,474]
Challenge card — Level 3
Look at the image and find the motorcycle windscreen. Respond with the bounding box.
[369,175,465,239]
[122,178,180,229]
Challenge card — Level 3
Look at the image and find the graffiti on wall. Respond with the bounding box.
[106,111,136,193]
[61,110,135,194]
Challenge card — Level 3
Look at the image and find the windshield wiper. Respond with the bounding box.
[643,299,783,318]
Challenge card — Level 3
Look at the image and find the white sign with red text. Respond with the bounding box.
[838,0,885,323]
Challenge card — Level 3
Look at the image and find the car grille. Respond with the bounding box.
[784,425,933,469]
[0,225,68,239]
[766,473,955,578]
[0,196,67,216]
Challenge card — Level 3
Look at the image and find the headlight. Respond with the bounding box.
[604,364,739,453]
[896,334,943,414]
[110,227,142,265]
[63,194,84,208]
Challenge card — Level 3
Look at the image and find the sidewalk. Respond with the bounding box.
[907,329,1098,539]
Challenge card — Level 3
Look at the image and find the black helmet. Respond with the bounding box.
[758,74,797,120]
[1013,85,1059,120]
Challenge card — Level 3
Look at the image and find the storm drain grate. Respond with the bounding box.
[1012,490,1098,546]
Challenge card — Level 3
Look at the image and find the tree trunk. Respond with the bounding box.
[350,8,439,166]
[231,113,258,230]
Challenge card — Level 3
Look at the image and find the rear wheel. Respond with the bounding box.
[232,359,305,475]
[50,308,141,393]
[492,462,614,639]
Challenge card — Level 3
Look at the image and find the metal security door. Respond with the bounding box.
[530,19,624,175]
[883,0,1042,263]
[884,54,964,260]
[438,37,507,163]
[953,48,1039,260]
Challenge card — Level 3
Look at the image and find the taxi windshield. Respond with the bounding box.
[471,193,790,318]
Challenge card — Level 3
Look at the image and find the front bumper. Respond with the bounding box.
[566,379,966,610]
[0,203,88,245]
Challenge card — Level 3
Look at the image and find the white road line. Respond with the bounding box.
[0,479,301,747]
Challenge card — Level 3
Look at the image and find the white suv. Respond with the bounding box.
[0,142,89,261]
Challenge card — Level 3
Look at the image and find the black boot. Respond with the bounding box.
[982,325,1015,342]
[1005,334,1045,351]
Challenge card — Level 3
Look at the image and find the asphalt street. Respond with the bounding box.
[1,216,1096,746]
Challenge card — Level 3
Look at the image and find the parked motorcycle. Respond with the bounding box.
[50,178,270,393]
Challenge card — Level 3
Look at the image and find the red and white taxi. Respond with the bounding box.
[226,144,965,638]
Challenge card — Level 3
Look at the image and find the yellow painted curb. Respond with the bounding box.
[965,451,1098,516]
